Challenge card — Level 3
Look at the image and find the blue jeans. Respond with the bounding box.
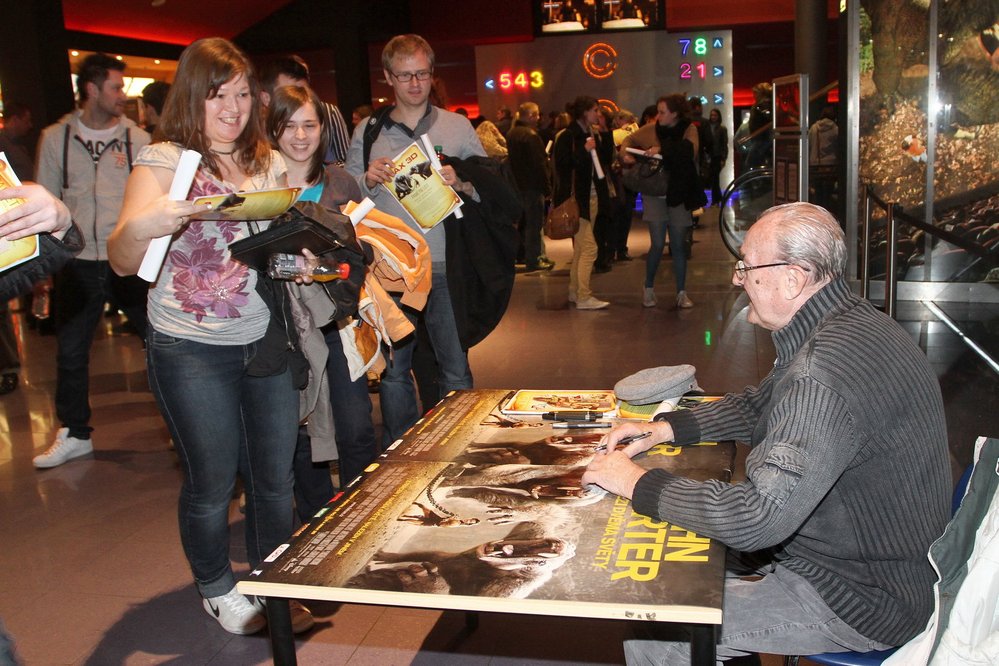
[324,324,378,486]
[54,259,147,438]
[624,553,892,664]
[645,205,692,293]
[379,267,472,444]
[146,329,299,598]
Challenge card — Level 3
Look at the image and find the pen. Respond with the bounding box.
[619,431,653,445]
[597,431,653,451]
[542,410,602,421]
[552,421,612,429]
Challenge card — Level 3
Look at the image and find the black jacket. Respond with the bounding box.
[552,121,614,220]
[657,119,707,211]
[506,120,550,195]
[0,224,83,301]
[442,155,521,349]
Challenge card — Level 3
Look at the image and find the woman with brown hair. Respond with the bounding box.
[108,37,311,636]
[621,93,703,309]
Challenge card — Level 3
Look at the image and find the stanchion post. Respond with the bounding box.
[861,187,871,299]
[885,202,899,319]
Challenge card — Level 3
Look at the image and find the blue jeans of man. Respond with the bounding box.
[379,266,472,445]
[146,329,299,598]
[55,259,147,438]
[624,553,892,664]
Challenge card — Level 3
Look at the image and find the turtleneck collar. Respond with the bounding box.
[771,277,857,365]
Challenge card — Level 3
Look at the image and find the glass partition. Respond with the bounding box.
[857,1,999,286]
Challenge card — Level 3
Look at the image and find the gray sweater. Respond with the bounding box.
[634,278,950,645]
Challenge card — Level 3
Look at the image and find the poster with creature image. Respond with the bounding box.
[381,141,462,230]
[244,389,733,622]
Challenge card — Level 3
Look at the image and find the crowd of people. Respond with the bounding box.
[0,30,942,666]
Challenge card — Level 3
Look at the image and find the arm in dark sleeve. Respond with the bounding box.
[552,132,573,206]
[633,377,859,552]
[660,375,775,445]
[0,223,84,301]
[597,129,615,166]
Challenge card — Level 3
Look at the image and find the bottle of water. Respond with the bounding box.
[267,253,350,283]
[32,283,50,320]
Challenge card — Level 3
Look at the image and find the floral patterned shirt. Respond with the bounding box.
[136,142,287,345]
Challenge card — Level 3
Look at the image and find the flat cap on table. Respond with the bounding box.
[614,365,701,405]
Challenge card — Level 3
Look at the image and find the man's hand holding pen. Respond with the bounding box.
[581,421,675,500]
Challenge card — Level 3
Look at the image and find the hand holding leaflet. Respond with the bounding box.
[418,134,463,219]
[137,149,201,282]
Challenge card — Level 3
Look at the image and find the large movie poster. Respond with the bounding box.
[244,390,733,621]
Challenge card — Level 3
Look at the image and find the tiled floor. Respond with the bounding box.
[0,207,994,665]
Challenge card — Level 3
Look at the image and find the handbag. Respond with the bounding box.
[229,201,368,322]
[621,156,669,197]
[544,197,580,240]
[228,201,358,272]
[545,166,580,240]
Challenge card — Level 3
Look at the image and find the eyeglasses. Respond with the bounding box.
[734,260,810,280]
[390,70,433,83]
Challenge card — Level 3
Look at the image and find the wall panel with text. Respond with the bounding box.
[476,30,733,184]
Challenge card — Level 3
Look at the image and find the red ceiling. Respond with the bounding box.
[62,0,832,46]
[62,0,296,46]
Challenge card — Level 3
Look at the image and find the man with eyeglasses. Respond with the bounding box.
[584,202,949,662]
[345,34,486,444]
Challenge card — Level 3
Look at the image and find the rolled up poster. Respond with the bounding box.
[137,149,201,282]
[346,197,376,226]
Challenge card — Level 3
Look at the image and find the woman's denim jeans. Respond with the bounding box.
[147,329,299,598]
[645,204,692,293]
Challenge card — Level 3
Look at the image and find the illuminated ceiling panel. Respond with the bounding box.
[61,0,295,45]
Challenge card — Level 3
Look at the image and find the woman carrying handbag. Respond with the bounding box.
[552,96,613,310]
[620,94,704,309]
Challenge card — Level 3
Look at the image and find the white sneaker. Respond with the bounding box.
[33,428,93,469]
[576,296,610,310]
[642,287,657,308]
[677,291,694,309]
[253,596,315,634]
[203,588,266,635]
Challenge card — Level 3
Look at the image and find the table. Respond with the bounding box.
[239,389,734,665]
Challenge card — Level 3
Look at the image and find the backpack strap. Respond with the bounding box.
[62,124,71,192]
[124,128,134,172]
[362,106,394,172]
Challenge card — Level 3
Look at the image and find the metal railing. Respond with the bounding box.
[718,167,773,258]
[860,185,998,318]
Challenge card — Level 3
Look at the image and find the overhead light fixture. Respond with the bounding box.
[71,50,79,57]
[115,55,123,61]
[154,59,161,65]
